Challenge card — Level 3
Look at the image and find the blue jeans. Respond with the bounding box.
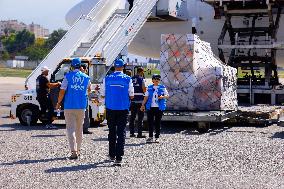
[106,109,128,161]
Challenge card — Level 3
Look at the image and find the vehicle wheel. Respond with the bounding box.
[18,105,39,126]
[196,122,210,133]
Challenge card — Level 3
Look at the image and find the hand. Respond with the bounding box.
[56,103,61,110]
[95,85,100,91]
[57,82,61,86]
[158,95,164,99]
[140,105,145,112]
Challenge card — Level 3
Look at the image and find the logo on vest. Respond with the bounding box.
[71,75,85,91]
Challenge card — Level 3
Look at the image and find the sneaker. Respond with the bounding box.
[146,137,153,143]
[137,134,146,138]
[155,138,160,143]
[47,124,57,129]
[69,152,78,160]
[113,160,122,166]
[83,130,93,134]
[130,134,136,138]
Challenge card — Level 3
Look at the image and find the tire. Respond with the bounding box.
[196,122,210,133]
[18,104,39,126]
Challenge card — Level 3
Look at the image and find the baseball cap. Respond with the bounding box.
[114,59,125,67]
[41,66,50,72]
[71,58,81,68]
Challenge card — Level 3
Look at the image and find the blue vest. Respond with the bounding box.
[64,71,90,109]
[105,72,131,110]
[132,75,144,102]
[146,84,167,111]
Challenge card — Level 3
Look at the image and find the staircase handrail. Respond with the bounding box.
[101,0,158,65]
[84,13,126,57]
[25,0,107,86]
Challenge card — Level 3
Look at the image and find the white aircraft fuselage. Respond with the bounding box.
[66,0,284,66]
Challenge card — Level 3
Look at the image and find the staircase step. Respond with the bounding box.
[81,43,92,48]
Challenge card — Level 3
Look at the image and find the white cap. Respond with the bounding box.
[41,66,50,72]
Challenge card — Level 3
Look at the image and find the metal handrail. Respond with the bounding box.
[25,0,107,86]
[101,0,158,65]
[81,0,115,43]
[84,13,126,57]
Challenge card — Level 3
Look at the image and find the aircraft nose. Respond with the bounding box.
[65,0,100,26]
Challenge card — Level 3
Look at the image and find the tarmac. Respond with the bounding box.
[1,77,284,189]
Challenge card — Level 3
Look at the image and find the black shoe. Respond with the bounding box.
[108,155,115,161]
[137,134,146,138]
[69,152,78,160]
[83,130,93,134]
[146,137,153,143]
[130,134,136,137]
[113,160,122,166]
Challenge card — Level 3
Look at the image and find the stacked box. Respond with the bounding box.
[160,34,237,111]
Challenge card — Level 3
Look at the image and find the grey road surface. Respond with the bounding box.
[1,77,284,189]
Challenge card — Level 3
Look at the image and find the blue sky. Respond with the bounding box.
[0,0,82,31]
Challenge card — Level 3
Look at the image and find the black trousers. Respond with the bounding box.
[37,94,54,124]
[129,102,144,135]
[147,107,163,138]
[128,0,134,10]
[106,109,128,161]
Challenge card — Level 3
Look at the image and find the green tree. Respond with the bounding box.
[22,39,49,61]
[2,51,10,60]
[45,29,67,49]
[2,29,35,55]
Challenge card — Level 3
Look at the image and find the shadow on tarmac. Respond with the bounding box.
[44,160,112,173]
[161,121,232,136]
[271,131,284,139]
[31,134,65,138]
[1,157,67,166]
[92,137,108,142]
[0,123,66,131]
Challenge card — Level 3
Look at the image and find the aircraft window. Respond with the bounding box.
[90,64,107,83]
[54,63,71,82]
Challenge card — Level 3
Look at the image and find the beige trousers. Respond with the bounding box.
[64,109,85,152]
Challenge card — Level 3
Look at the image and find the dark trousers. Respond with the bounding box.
[106,109,128,161]
[83,103,90,132]
[128,0,134,10]
[129,102,144,135]
[37,94,54,124]
[147,107,163,138]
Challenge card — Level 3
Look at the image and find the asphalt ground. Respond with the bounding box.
[1,77,284,189]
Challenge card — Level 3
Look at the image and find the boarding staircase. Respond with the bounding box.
[25,0,158,89]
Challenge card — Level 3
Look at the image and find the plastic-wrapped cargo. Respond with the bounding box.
[160,34,237,111]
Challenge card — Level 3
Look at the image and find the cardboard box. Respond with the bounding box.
[160,34,238,111]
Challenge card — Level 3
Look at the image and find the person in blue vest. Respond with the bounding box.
[100,59,134,166]
[56,57,91,160]
[129,67,147,138]
[140,74,169,143]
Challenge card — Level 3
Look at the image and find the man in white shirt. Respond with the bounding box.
[100,59,134,166]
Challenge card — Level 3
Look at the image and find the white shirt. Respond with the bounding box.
[144,86,169,107]
[100,71,134,97]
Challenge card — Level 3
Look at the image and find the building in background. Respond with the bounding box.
[0,20,49,38]
[28,22,49,38]
[126,56,159,69]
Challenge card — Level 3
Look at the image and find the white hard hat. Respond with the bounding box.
[41,66,50,72]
